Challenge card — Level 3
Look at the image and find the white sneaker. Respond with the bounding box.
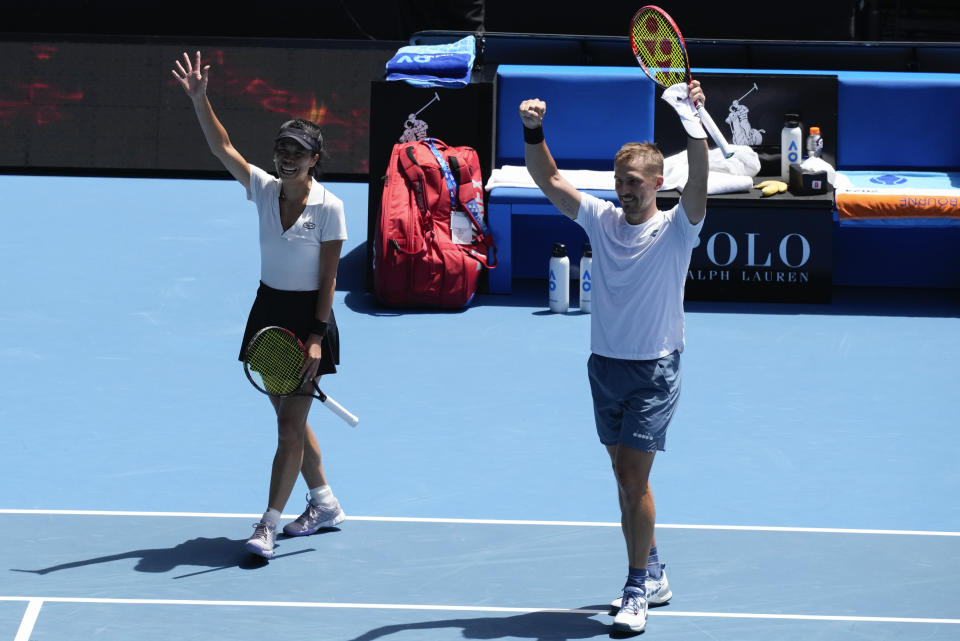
[282,495,345,536]
[612,588,647,633]
[245,520,276,559]
[611,564,672,609]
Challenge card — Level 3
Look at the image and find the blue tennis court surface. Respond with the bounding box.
[1,174,958,640]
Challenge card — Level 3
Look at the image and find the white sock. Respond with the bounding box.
[262,508,282,527]
[309,485,333,505]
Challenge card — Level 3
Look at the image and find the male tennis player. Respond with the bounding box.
[518,80,709,634]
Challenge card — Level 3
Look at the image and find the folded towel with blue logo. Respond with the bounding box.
[835,170,960,220]
[386,35,476,88]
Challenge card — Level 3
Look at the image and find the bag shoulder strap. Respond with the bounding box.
[424,138,498,269]
[425,138,460,210]
[397,144,427,214]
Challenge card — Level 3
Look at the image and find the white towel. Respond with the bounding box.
[800,156,837,186]
[486,145,760,196]
[663,145,760,193]
[485,166,616,191]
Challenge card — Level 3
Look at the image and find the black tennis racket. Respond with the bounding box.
[630,5,734,158]
[243,326,359,427]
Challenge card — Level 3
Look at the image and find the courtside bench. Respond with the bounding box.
[488,65,654,294]
[823,70,960,289]
[705,68,960,289]
[486,65,960,296]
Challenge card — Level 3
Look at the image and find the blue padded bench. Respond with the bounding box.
[833,71,960,288]
[488,65,654,293]
[488,187,616,293]
[832,71,960,170]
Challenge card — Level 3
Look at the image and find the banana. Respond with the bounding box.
[761,183,780,196]
[757,180,788,196]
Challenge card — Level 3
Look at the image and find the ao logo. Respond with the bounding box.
[396,54,445,64]
[870,174,908,185]
[786,140,800,163]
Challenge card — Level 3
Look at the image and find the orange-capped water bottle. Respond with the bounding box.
[806,126,823,159]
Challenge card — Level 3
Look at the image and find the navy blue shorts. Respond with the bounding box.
[587,351,681,452]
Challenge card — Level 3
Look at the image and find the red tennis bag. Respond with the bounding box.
[373,137,497,308]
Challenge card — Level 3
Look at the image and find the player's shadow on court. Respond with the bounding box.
[9,536,315,578]
[347,607,624,641]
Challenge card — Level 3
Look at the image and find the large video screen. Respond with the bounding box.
[0,38,401,178]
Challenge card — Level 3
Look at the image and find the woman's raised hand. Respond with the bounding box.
[171,51,209,101]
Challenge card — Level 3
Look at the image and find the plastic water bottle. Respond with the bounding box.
[579,243,592,313]
[806,126,823,159]
[548,242,570,313]
[780,114,802,180]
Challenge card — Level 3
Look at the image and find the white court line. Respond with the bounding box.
[1,509,958,537]
[13,600,41,641]
[0,596,957,625]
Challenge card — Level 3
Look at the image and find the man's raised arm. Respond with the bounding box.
[519,98,582,220]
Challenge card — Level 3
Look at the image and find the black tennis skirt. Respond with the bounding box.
[238,282,340,376]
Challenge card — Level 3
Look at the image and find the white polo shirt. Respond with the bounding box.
[246,165,348,291]
[576,192,703,361]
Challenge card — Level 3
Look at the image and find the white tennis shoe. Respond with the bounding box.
[611,564,672,610]
[245,520,276,559]
[612,587,648,633]
[282,494,345,536]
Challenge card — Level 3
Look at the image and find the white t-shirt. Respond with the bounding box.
[246,165,348,291]
[576,193,703,360]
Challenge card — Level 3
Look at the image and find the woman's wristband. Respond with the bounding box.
[523,125,544,144]
[310,319,328,336]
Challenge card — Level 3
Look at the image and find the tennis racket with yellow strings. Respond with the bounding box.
[243,326,359,427]
[630,5,734,158]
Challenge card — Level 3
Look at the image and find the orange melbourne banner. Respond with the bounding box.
[836,188,960,219]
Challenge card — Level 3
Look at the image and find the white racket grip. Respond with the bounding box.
[322,395,359,427]
[696,101,734,158]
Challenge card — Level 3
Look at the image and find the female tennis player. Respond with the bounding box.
[172,51,347,558]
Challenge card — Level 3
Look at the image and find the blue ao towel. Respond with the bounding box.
[386,35,476,88]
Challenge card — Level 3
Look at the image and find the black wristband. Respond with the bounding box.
[523,125,544,144]
[310,319,328,336]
